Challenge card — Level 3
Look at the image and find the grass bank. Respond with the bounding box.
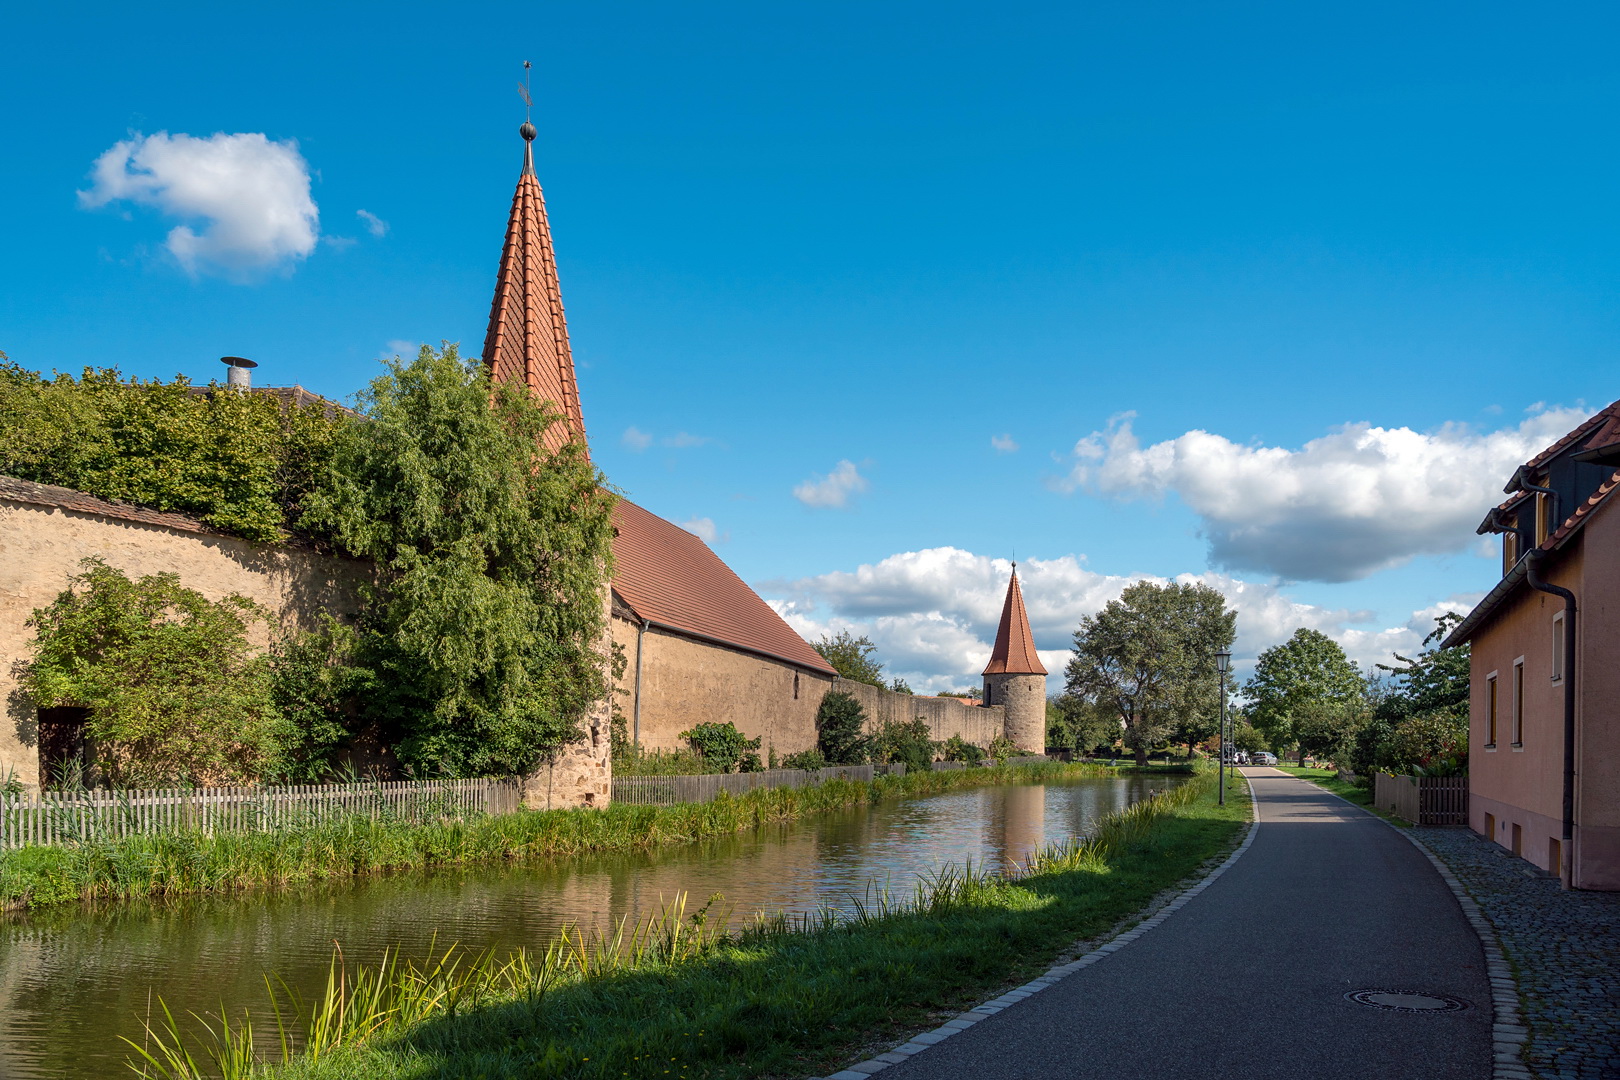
[2,761,1117,911]
[1272,766,1374,808]
[128,768,1250,1080]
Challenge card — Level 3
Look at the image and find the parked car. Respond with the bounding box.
[1251,752,1278,765]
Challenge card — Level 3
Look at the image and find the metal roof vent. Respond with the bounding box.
[220,356,258,389]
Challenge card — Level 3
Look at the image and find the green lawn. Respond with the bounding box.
[135,771,1252,1080]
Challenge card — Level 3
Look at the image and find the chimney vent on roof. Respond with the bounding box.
[220,356,257,388]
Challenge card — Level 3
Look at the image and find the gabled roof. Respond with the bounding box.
[611,499,836,674]
[983,569,1046,676]
[482,128,587,457]
[1518,397,1620,477]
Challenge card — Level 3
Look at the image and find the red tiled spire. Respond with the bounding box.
[983,566,1047,676]
[483,124,587,457]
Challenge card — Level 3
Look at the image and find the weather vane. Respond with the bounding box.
[518,60,533,123]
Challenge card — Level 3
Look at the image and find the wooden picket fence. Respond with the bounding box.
[0,778,525,850]
[612,764,892,807]
[1374,772,1469,826]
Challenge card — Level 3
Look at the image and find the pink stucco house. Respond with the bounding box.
[1445,398,1620,889]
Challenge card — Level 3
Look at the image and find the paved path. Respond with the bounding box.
[873,768,1493,1080]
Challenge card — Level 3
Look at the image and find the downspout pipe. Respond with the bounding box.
[633,619,649,746]
[1525,548,1577,887]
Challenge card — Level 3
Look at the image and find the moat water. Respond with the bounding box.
[0,774,1180,1078]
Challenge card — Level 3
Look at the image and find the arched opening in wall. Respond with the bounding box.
[793,673,799,700]
[37,706,90,789]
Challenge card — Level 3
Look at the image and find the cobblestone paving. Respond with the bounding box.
[1413,827,1620,1080]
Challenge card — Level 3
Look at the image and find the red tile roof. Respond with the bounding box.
[1522,398,1620,473]
[483,132,587,457]
[0,475,214,535]
[611,499,836,674]
[983,569,1046,675]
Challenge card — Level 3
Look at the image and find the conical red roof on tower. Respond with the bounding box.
[983,566,1047,675]
[483,123,588,456]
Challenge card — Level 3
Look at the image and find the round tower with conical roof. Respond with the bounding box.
[983,565,1047,754]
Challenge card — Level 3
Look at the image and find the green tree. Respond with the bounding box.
[1064,581,1237,766]
[21,560,287,787]
[1244,628,1366,765]
[875,718,935,772]
[1375,612,1470,724]
[302,344,615,778]
[1046,694,1123,754]
[814,690,872,764]
[679,721,762,773]
[812,631,885,687]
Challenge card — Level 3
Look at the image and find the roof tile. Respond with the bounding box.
[983,570,1046,675]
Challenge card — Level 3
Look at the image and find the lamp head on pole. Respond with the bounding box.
[1215,650,1232,675]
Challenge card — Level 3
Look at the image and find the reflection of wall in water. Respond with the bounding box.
[995,785,1046,871]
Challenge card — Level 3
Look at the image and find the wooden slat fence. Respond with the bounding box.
[612,765,898,807]
[0,778,524,851]
[1374,773,1469,826]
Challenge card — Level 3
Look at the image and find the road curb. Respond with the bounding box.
[816,774,1258,1080]
[1274,771,1533,1080]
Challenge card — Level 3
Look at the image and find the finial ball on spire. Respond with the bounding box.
[520,121,537,142]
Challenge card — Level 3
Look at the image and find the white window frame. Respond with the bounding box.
[1485,670,1499,749]
[1511,657,1525,748]
[1551,612,1566,683]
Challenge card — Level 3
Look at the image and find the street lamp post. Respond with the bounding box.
[1215,650,1232,806]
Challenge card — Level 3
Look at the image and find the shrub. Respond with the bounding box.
[781,748,828,771]
[987,734,1020,763]
[815,691,871,764]
[20,560,287,786]
[876,718,935,773]
[1385,710,1468,777]
[942,735,985,764]
[679,721,762,773]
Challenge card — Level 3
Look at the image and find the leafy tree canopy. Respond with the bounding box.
[1244,628,1366,761]
[0,362,347,542]
[301,344,615,778]
[22,560,287,787]
[1064,580,1237,765]
[1375,612,1470,724]
[815,690,872,764]
[812,630,886,687]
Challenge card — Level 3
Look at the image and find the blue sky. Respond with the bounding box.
[3,1,1616,691]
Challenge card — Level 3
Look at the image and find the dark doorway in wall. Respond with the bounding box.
[37,706,89,789]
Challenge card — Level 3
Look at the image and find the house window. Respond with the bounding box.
[1502,531,1519,574]
[1535,493,1552,545]
[1551,612,1565,682]
[1485,673,1498,748]
[1511,658,1525,747]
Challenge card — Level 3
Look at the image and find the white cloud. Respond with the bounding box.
[1055,407,1590,582]
[678,517,724,544]
[356,209,388,237]
[762,546,1475,695]
[622,426,654,451]
[793,460,869,509]
[379,339,421,359]
[79,131,319,277]
[991,434,1019,453]
[664,431,716,448]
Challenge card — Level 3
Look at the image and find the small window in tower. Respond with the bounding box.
[1551,613,1565,682]
[793,672,800,700]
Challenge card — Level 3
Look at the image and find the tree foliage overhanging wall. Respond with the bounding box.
[14,346,615,782]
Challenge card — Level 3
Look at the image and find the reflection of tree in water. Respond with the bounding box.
[0,776,1184,1077]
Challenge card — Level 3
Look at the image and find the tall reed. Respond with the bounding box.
[124,773,1217,1079]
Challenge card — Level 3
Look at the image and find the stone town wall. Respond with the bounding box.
[0,494,367,789]
[834,679,1007,748]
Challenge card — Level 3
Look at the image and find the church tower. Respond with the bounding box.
[983,566,1047,754]
[482,119,589,457]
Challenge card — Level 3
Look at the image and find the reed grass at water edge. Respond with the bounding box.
[127,768,1249,1079]
[1,761,1119,910]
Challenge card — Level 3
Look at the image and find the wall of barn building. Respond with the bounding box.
[612,614,1008,758]
[0,491,368,790]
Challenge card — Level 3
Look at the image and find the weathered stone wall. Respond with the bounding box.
[835,679,1006,747]
[983,673,1046,753]
[0,495,367,789]
[611,616,836,759]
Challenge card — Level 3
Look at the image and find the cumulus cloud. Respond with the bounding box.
[79,131,319,277]
[678,517,723,544]
[356,209,388,237]
[1054,407,1590,582]
[991,434,1019,453]
[793,460,868,509]
[664,432,714,449]
[762,546,1475,694]
[621,426,654,451]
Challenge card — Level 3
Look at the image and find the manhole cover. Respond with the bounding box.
[1346,989,1470,1013]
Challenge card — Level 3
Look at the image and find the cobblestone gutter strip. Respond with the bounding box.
[815,778,1259,1080]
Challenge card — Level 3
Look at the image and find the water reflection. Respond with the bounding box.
[0,775,1177,1078]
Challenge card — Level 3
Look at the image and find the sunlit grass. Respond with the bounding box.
[125,770,1250,1079]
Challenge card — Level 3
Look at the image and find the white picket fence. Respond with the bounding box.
[0,778,525,851]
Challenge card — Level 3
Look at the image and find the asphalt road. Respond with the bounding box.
[875,768,1493,1080]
